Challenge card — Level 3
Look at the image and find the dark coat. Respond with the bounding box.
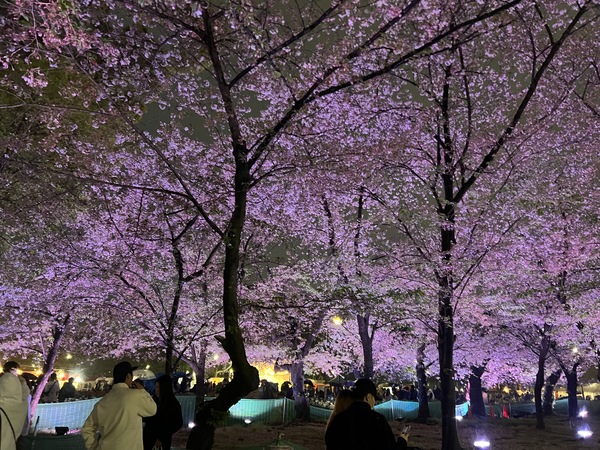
[143,395,183,450]
[325,401,399,450]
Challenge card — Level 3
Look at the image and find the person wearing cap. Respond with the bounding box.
[82,361,156,450]
[0,361,30,450]
[325,378,400,450]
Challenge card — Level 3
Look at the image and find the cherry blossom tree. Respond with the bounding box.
[357,2,597,446]
[4,2,599,450]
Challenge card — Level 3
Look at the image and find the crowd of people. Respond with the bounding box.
[1,360,540,450]
[0,360,184,450]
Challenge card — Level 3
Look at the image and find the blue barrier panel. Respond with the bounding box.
[310,405,331,423]
[375,400,419,420]
[178,395,196,426]
[35,398,100,430]
[228,398,288,425]
[34,395,196,431]
[455,401,470,417]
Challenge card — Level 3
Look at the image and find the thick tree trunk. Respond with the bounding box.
[186,189,259,449]
[290,361,310,421]
[438,299,462,450]
[543,370,561,416]
[534,335,550,429]
[416,343,430,420]
[562,363,579,420]
[357,314,374,379]
[469,366,486,418]
[438,152,462,450]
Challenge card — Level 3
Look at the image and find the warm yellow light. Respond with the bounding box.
[332,316,343,326]
[145,364,150,370]
[66,353,73,360]
[213,354,220,361]
[572,347,579,354]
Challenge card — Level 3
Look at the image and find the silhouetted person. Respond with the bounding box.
[59,377,76,402]
[143,374,183,450]
[325,378,398,450]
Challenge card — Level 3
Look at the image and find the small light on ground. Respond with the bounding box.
[577,429,593,439]
[188,422,195,428]
[474,438,491,448]
[578,409,588,418]
[455,415,463,421]
[244,418,252,425]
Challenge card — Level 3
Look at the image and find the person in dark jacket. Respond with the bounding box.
[325,378,399,450]
[143,374,184,450]
[58,377,76,402]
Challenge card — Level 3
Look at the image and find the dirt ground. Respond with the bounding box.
[172,415,600,449]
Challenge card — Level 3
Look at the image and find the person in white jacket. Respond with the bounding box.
[0,361,30,450]
[82,361,156,450]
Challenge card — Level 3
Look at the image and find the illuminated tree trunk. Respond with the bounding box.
[290,361,310,421]
[30,314,71,426]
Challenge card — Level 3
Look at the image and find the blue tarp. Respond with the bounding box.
[32,396,593,433]
[34,395,196,431]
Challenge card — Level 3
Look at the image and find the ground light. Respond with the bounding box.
[244,418,252,427]
[188,422,195,428]
[473,438,491,448]
[455,415,463,421]
[578,408,588,418]
[577,424,593,439]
